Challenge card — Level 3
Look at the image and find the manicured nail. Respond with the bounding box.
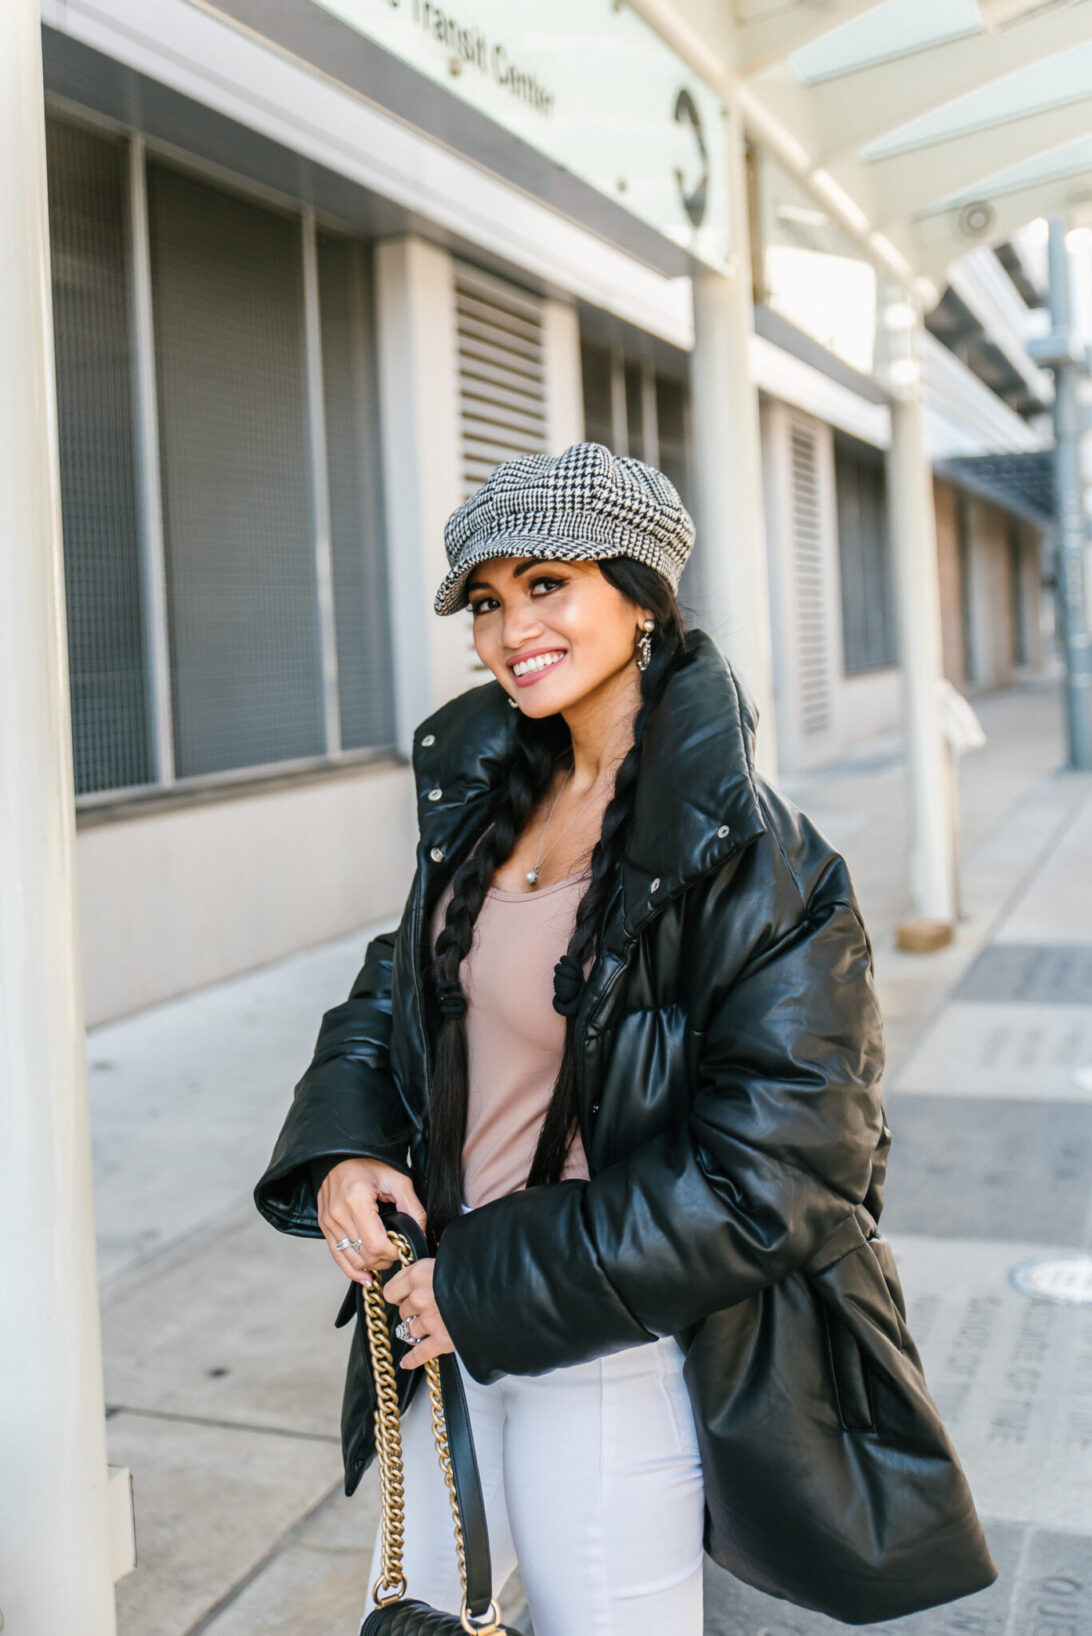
[360,1273,372,1287]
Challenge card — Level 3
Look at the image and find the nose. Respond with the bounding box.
[500,595,544,652]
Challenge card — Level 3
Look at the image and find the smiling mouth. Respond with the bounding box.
[511,650,566,681]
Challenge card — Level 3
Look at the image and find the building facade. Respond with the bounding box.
[41,2,1055,1023]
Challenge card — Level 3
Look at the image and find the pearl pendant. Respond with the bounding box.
[526,869,539,886]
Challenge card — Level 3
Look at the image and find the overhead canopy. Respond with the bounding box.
[633,0,1092,301]
[934,449,1056,525]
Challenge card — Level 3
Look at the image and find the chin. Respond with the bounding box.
[515,690,569,717]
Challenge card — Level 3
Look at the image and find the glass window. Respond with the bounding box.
[834,431,896,673]
[580,334,692,507]
[624,360,645,460]
[581,337,614,448]
[653,373,690,507]
[755,148,878,377]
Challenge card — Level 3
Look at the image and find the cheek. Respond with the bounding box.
[471,621,501,671]
[569,612,636,675]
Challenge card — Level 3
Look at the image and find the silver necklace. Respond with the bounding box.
[526,772,604,887]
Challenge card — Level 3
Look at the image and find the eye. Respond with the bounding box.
[464,572,563,615]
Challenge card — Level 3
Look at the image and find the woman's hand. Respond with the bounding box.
[383,1256,455,1369]
[316,1157,427,1286]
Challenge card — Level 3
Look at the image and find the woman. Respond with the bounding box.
[254,442,994,1634]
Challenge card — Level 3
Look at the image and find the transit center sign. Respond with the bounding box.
[311,0,731,271]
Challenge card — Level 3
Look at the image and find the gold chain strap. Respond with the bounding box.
[362,1231,503,1635]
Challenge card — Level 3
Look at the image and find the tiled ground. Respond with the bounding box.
[704,932,1092,1630]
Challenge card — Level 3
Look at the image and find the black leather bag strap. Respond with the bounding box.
[378,1209,495,1620]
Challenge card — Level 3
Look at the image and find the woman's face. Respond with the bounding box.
[464,556,651,721]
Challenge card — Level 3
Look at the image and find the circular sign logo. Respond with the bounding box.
[674,87,708,229]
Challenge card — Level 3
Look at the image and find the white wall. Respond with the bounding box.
[77,762,416,1026]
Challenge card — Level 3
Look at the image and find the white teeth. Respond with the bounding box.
[512,651,565,677]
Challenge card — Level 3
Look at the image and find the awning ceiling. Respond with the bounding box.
[633,0,1092,302]
[934,449,1056,525]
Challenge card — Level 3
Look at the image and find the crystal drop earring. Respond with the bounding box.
[636,617,655,671]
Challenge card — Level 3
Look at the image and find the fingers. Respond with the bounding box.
[399,1330,454,1368]
[327,1240,373,1287]
[383,1259,431,1304]
[320,1193,399,1284]
[375,1173,429,1236]
[317,1162,429,1297]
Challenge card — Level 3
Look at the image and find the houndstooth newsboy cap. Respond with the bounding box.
[433,441,696,615]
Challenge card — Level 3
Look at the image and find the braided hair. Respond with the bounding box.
[425,559,691,1234]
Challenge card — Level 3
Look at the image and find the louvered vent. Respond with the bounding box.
[454,263,549,674]
[789,423,832,736]
[454,262,548,498]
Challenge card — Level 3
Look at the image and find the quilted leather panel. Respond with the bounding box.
[361,1599,516,1634]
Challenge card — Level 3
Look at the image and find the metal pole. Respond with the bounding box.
[879,287,956,931]
[0,6,118,1631]
[690,95,779,781]
[1046,218,1092,771]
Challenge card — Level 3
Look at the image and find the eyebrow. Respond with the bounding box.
[465,559,546,595]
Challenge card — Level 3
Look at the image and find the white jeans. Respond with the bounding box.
[363,1334,705,1635]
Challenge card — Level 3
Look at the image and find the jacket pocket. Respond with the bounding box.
[816,1292,875,1432]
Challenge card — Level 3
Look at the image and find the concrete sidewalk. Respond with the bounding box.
[91,676,1092,1635]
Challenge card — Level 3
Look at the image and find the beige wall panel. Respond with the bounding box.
[933,479,968,690]
[77,765,416,1025]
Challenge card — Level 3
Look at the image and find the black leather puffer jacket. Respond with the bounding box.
[254,629,995,1624]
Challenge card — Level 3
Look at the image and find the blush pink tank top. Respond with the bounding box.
[430,870,593,1209]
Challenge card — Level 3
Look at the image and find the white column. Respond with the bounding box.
[880,291,956,929]
[689,95,779,780]
[0,6,118,1632]
[1044,219,1092,771]
[373,235,469,748]
[542,297,585,453]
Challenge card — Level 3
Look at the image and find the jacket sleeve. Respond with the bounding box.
[252,923,416,1238]
[432,880,886,1382]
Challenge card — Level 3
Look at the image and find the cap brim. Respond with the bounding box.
[433,533,634,615]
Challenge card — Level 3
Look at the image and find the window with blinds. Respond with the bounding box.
[834,431,896,674]
[46,113,393,799]
[46,118,152,797]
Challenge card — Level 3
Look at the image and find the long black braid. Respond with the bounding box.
[426,559,691,1235]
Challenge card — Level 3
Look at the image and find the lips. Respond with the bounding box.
[509,648,567,687]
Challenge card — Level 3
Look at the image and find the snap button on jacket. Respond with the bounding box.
[254,630,996,1625]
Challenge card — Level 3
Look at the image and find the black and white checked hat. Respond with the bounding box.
[434,441,695,615]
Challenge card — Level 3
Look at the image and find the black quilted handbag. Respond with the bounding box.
[360,1212,518,1636]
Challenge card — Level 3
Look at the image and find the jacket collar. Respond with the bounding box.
[412,628,767,939]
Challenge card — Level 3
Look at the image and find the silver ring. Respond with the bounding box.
[394,1319,421,1345]
[333,1236,363,1253]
